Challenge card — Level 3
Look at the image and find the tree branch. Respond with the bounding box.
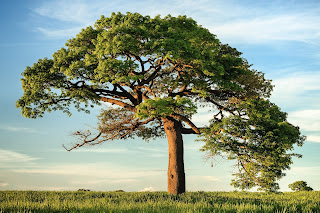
[114,84,138,105]
[63,132,102,151]
[100,97,136,112]
[170,114,200,134]
[181,127,205,134]
[63,117,155,151]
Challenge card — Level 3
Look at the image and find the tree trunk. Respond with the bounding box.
[162,117,185,194]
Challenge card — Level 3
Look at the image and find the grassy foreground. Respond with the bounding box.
[0,191,319,212]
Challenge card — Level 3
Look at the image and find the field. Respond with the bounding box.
[0,191,319,212]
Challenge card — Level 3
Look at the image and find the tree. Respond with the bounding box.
[16,12,305,194]
[289,181,313,192]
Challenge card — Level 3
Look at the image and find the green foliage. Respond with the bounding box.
[17,12,271,119]
[1,191,319,212]
[201,99,305,192]
[136,96,197,119]
[289,181,313,192]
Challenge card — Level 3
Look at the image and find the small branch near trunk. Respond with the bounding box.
[63,116,155,152]
[181,127,205,134]
[170,114,200,134]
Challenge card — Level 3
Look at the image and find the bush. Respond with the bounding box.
[288,181,313,192]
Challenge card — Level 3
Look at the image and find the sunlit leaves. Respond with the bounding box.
[201,99,305,192]
[135,96,197,119]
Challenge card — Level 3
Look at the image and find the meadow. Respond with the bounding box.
[0,190,319,212]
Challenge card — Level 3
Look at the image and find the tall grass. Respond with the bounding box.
[0,191,319,212]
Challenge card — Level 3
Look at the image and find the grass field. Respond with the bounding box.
[0,190,319,212]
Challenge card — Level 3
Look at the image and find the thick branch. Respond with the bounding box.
[68,80,139,106]
[181,127,205,134]
[139,65,162,86]
[170,114,200,134]
[114,84,138,105]
[100,97,136,112]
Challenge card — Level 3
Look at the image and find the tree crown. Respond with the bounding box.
[17,12,304,192]
[288,181,313,192]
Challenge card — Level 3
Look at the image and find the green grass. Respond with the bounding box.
[0,191,319,212]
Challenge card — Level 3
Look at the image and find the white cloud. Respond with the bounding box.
[31,0,320,45]
[73,148,130,153]
[12,163,165,179]
[288,166,320,176]
[271,72,320,110]
[212,13,320,44]
[0,149,39,163]
[31,0,141,39]
[72,146,167,156]
[0,125,38,133]
[136,147,166,153]
[307,135,320,143]
[288,110,320,132]
[191,113,212,127]
[37,27,82,39]
[201,176,220,181]
[32,0,101,25]
[149,153,166,158]
[139,186,156,192]
[71,178,136,185]
[37,186,72,191]
[0,182,8,187]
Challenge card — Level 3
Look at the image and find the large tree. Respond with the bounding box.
[17,12,305,194]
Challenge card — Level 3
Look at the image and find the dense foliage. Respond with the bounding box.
[201,99,305,192]
[289,181,313,192]
[16,12,304,192]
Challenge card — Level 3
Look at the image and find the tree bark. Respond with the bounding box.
[162,117,185,194]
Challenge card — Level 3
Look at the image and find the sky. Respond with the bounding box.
[1,0,320,192]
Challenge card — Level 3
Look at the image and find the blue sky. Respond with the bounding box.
[1,0,320,192]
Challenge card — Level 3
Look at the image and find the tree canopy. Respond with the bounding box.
[289,181,313,192]
[17,12,305,193]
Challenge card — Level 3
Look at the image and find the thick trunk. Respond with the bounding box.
[162,117,185,194]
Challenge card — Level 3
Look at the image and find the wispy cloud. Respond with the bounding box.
[288,166,320,176]
[201,176,220,181]
[33,0,97,24]
[30,0,320,45]
[0,181,8,187]
[0,125,38,133]
[212,13,320,45]
[31,0,134,39]
[139,186,156,192]
[36,186,72,191]
[0,149,39,164]
[12,163,165,179]
[73,148,130,153]
[10,162,165,191]
[271,72,320,110]
[191,113,212,127]
[288,110,320,132]
[71,146,166,155]
[136,147,166,153]
[307,135,320,143]
[36,27,83,39]
[71,178,136,185]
